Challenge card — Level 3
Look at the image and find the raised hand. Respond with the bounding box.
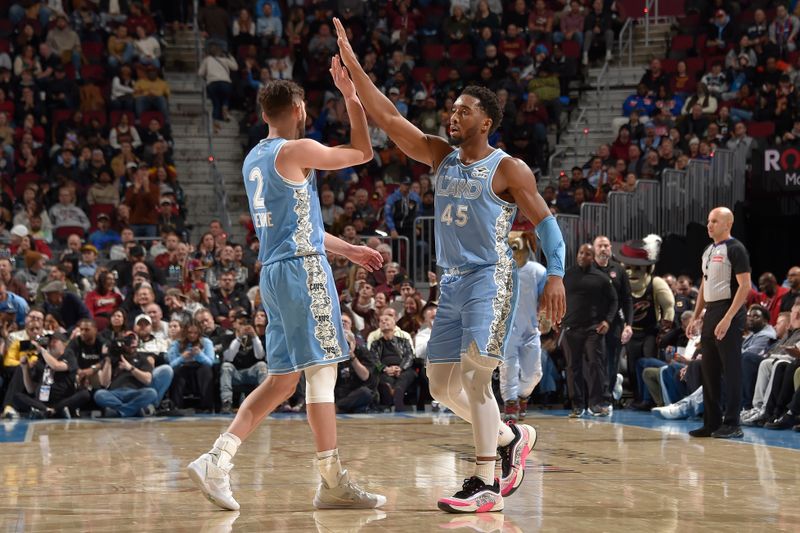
[332,17,358,69]
[329,54,355,99]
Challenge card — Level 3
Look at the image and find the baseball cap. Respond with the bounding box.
[81,244,98,254]
[388,87,400,96]
[41,280,67,293]
[10,225,28,238]
[135,313,152,325]
[97,213,111,221]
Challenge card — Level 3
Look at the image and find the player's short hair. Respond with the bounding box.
[461,85,503,135]
[258,80,305,119]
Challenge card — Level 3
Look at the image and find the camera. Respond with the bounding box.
[19,340,33,351]
[108,333,138,364]
[36,335,51,346]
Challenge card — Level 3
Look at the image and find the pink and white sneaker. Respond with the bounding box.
[498,423,537,497]
[437,477,504,514]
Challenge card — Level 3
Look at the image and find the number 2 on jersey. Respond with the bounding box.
[440,203,469,226]
[248,167,265,209]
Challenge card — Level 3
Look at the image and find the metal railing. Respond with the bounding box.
[545,149,745,265]
[412,216,436,283]
[192,0,233,236]
[547,146,576,185]
[618,17,635,68]
[595,60,611,117]
[359,234,411,282]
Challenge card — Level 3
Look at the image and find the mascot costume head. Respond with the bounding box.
[612,234,675,326]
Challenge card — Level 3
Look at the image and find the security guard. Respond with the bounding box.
[688,207,751,439]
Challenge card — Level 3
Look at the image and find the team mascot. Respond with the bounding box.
[612,235,675,408]
[500,231,550,421]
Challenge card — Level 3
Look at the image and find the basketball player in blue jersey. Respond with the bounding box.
[187,58,387,512]
[334,19,566,513]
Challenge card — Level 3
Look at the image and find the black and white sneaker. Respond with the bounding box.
[437,477,503,514]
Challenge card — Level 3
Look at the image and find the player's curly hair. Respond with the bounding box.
[461,85,503,135]
[258,80,305,119]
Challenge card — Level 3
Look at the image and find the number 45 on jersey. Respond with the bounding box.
[440,203,469,227]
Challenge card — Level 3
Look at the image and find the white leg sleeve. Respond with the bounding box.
[427,361,473,421]
[304,364,337,404]
[460,343,502,457]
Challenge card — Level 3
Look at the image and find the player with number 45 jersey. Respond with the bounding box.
[335,17,566,514]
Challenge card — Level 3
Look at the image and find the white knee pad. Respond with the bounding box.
[427,362,462,405]
[304,364,337,404]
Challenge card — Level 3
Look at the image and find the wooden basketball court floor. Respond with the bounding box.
[1,411,798,532]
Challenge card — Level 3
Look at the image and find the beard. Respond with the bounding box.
[448,134,463,146]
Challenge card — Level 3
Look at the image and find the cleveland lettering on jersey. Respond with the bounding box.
[436,174,483,200]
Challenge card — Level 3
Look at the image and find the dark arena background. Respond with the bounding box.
[0,0,797,531]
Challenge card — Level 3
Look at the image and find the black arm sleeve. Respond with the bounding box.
[618,266,634,325]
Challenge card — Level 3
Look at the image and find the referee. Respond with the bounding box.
[688,207,751,439]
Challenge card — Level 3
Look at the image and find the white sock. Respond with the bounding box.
[497,424,515,447]
[209,432,241,468]
[317,448,343,488]
[474,460,495,486]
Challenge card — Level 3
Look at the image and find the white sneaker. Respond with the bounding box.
[582,52,589,65]
[498,423,537,497]
[605,49,613,61]
[613,373,623,401]
[652,404,688,420]
[313,470,387,509]
[187,453,240,511]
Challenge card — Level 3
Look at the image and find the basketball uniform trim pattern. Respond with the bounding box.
[292,188,315,255]
[486,205,516,356]
[303,254,342,360]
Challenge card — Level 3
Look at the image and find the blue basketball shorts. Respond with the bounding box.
[427,262,519,364]
[259,255,349,374]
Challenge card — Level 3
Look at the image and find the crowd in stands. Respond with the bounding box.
[549,2,800,217]
[1,1,798,435]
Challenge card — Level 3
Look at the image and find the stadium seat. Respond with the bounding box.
[669,35,693,58]
[745,121,775,139]
[81,64,106,82]
[0,18,11,38]
[660,58,678,73]
[422,44,445,66]
[51,109,74,131]
[55,226,86,242]
[448,43,472,62]
[436,66,451,84]
[83,110,108,127]
[561,40,581,59]
[89,204,116,228]
[411,66,432,83]
[139,111,164,127]
[13,172,40,199]
[110,110,136,127]
[685,57,704,77]
[0,38,9,54]
[82,42,105,63]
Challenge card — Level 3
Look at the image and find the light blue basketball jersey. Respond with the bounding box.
[434,148,517,270]
[514,260,548,336]
[242,137,327,266]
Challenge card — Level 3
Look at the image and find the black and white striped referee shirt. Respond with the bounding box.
[701,238,751,303]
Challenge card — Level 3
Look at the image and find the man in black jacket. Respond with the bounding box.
[371,313,415,412]
[562,244,618,417]
[593,235,633,404]
[209,269,252,330]
[582,0,614,65]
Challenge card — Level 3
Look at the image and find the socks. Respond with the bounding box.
[474,460,495,486]
[497,423,515,447]
[317,448,344,488]
[209,432,241,468]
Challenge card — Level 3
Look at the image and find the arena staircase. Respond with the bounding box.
[548,21,672,180]
[163,30,248,244]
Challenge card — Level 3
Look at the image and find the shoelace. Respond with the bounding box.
[457,476,486,497]
[343,480,371,500]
